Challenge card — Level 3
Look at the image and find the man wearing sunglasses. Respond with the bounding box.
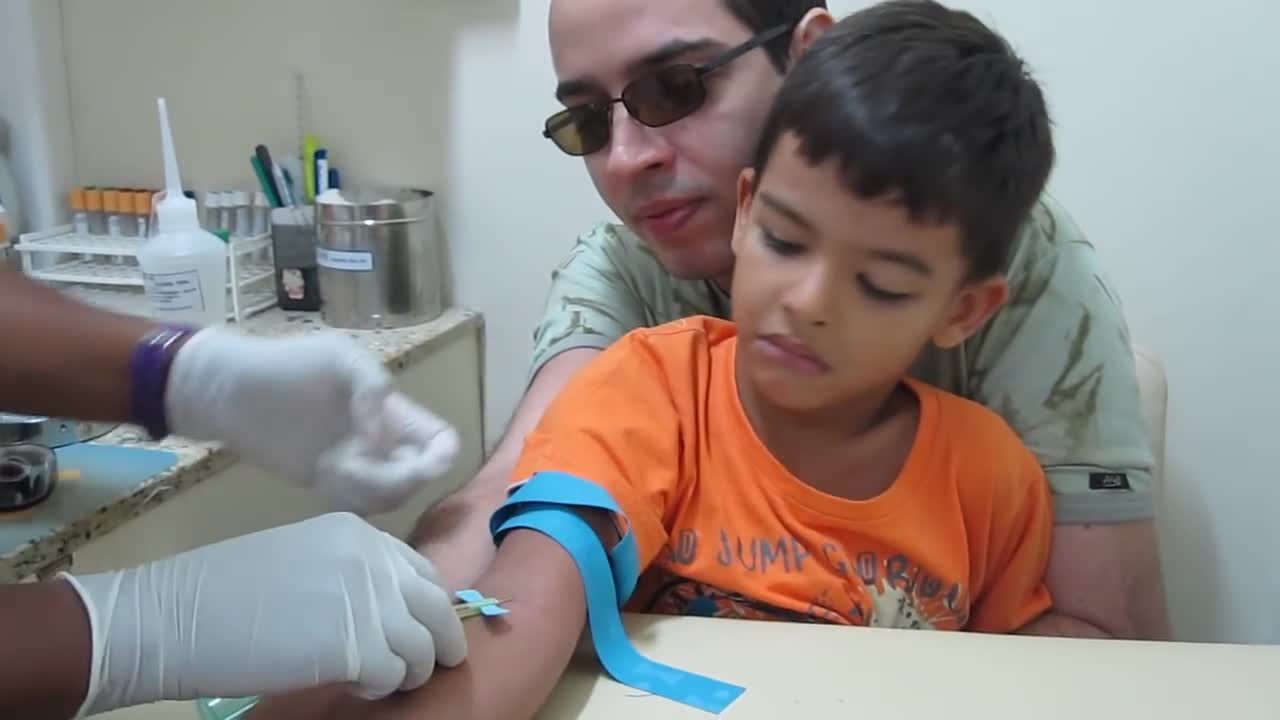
[413,0,1171,642]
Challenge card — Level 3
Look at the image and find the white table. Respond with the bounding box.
[538,614,1280,718]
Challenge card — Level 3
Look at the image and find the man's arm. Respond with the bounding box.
[1020,521,1171,639]
[409,349,602,589]
[0,269,157,420]
[0,580,93,720]
[963,196,1170,640]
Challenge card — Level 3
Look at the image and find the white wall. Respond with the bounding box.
[828,0,1280,644]
[0,0,76,234]
[4,0,1275,643]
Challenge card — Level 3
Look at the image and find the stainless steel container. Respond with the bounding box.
[0,413,116,447]
[315,188,445,329]
[0,413,115,512]
[0,443,57,511]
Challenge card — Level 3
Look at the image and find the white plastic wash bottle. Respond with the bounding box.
[137,97,228,326]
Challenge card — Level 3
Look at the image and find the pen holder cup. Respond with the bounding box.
[270,206,321,312]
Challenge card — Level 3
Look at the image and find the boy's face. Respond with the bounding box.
[730,133,1009,413]
[546,0,787,282]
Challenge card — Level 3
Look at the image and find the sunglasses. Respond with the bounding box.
[543,23,792,157]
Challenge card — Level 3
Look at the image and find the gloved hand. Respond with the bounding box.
[164,326,461,515]
[61,512,468,717]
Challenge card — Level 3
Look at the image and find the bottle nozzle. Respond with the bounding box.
[158,97,183,196]
[153,97,200,229]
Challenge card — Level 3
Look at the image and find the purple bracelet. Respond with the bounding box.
[129,325,197,440]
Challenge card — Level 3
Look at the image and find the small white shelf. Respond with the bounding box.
[28,259,143,286]
[236,262,275,287]
[15,225,279,324]
[235,289,278,318]
[16,225,269,257]
[16,232,142,257]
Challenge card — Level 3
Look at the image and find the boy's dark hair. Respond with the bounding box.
[721,0,828,71]
[751,0,1054,279]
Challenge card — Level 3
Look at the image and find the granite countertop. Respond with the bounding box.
[0,306,483,582]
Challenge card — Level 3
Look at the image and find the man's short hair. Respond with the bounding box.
[721,0,828,70]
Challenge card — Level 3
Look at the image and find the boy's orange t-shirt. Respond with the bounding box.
[512,316,1053,632]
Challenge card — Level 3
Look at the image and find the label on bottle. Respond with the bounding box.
[143,269,206,312]
[316,247,374,272]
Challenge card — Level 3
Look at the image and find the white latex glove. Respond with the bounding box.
[61,512,468,717]
[165,326,462,515]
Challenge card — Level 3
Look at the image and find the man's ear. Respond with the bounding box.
[932,275,1010,349]
[732,168,758,256]
[788,8,836,63]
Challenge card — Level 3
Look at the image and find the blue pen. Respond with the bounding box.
[316,149,329,195]
[271,161,295,207]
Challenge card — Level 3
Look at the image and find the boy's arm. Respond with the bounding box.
[247,526,594,720]
[400,527,597,719]
[250,330,684,720]
[416,527,591,719]
[968,449,1055,633]
[409,226,649,589]
[408,348,602,589]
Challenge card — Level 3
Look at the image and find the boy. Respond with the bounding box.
[247,1,1056,717]
[498,0,1056,632]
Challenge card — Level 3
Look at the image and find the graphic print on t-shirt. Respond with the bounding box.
[630,527,972,630]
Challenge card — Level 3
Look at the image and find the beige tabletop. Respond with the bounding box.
[538,614,1280,719]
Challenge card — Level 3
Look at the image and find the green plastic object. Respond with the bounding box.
[195,696,259,720]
